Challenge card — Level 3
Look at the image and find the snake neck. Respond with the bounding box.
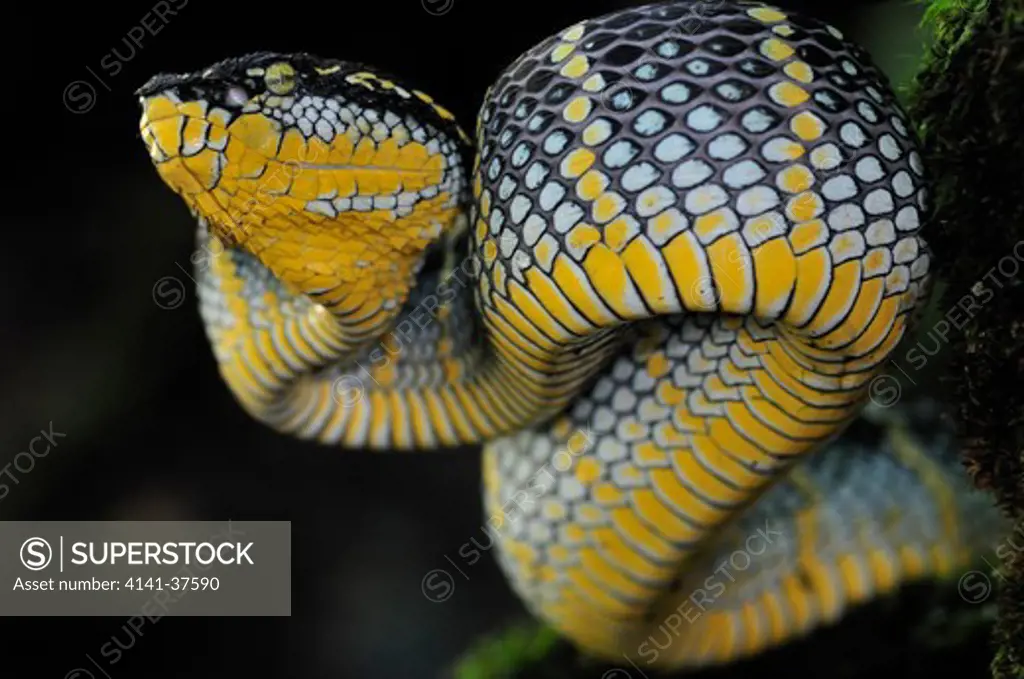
[194,206,635,447]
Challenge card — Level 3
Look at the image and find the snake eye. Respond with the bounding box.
[225,86,249,108]
[264,62,297,95]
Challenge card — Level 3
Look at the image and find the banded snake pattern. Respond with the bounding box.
[136,1,1004,670]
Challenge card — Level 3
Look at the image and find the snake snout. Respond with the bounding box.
[138,90,230,209]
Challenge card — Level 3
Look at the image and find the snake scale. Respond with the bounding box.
[136,0,1004,670]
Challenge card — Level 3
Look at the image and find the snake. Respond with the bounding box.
[136,0,1005,670]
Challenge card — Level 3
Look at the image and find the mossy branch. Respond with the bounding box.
[906,0,1023,675]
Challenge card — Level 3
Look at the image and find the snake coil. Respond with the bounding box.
[137,1,1003,669]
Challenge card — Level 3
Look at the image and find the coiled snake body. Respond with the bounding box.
[138,1,1002,669]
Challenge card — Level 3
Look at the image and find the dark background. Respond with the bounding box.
[1,1,985,678]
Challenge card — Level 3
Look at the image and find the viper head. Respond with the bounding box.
[137,51,470,308]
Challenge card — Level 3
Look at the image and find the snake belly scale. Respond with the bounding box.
[137,1,1003,670]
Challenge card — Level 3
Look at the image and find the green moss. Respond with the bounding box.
[907,0,1024,676]
[451,622,561,679]
[919,0,991,48]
